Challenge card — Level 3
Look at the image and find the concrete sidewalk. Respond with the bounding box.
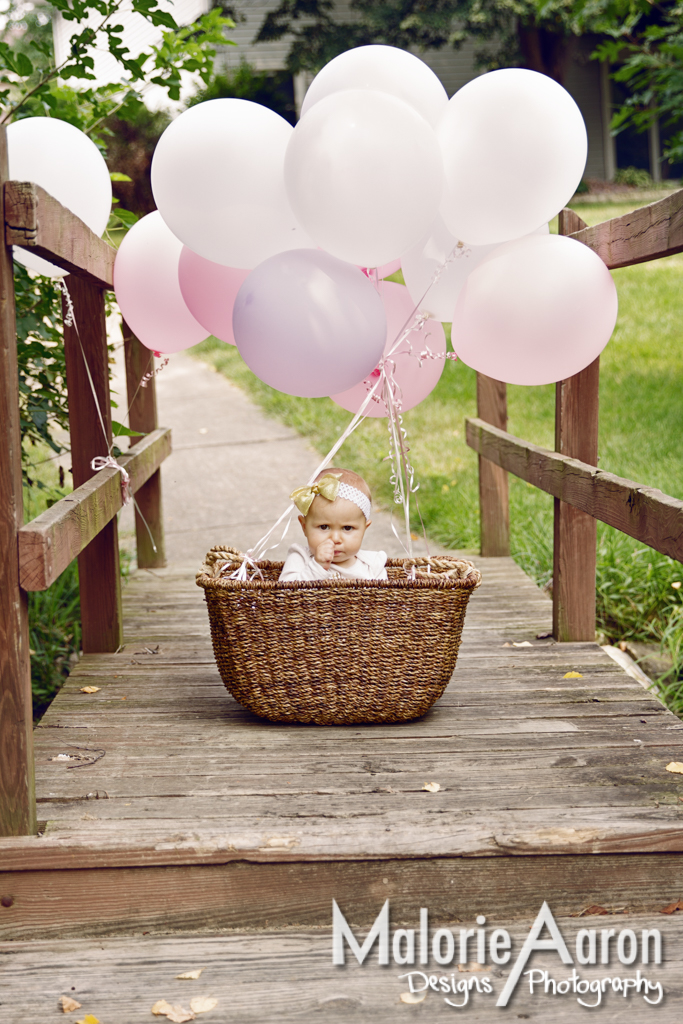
[115,346,445,569]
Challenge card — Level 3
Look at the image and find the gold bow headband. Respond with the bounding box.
[290,473,341,516]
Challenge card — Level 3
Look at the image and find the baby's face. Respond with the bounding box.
[300,496,369,565]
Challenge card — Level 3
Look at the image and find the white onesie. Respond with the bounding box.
[279,543,388,582]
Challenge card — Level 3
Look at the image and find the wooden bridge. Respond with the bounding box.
[2,122,683,1019]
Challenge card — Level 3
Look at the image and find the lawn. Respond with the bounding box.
[191,196,683,709]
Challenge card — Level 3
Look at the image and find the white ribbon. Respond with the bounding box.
[91,456,132,506]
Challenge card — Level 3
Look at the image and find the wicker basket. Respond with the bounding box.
[196,547,481,725]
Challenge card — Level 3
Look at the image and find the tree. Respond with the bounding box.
[256,0,637,87]
[595,2,683,166]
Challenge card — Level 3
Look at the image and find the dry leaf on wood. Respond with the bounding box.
[423,782,441,793]
[660,899,683,914]
[165,1008,195,1023]
[563,672,583,679]
[665,762,683,774]
[400,991,426,1004]
[512,641,532,648]
[75,1016,99,1024]
[152,1001,176,1016]
[176,969,204,980]
[581,905,609,916]
[79,686,100,694]
[59,995,81,1012]
[458,962,485,972]
[190,996,218,1013]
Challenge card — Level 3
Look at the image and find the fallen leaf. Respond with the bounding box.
[423,781,441,793]
[512,641,532,648]
[59,995,81,1012]
[75,1016,100,1024]
[190,996,218,1013]
[152,1001,176,1016]
[400,991,427,1004]
[580,905,609,916]
[502,642,512,647]
[458,962,485,972]
[563,672,583,679]
[536,632,553,639]
[152,1002,195,1023]
[666,762,683,774]
[80,686,100,694]
[660,899,683,914]
[176,969,204,980]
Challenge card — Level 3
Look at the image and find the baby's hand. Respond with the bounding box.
[314,537,335,570]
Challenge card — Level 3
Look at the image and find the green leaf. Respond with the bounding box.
[111,420,145,438]
[110,171,132,182]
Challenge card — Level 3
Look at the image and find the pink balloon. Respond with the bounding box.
[114,212,209,353]
[233,249,387,398]
[178,248,249,345]
[331,281,448,417]
[451,234,618,386]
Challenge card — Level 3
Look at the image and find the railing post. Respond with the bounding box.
[553,208,598,641]
[62,277,123,652]
[476,372,510,556]
[122,322,166,568]
[0,129,37,836]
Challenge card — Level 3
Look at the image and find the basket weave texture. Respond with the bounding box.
[196,547,481,725]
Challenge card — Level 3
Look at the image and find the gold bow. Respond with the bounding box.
[290,473,342,516]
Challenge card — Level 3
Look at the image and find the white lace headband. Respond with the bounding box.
[337,482,372,521]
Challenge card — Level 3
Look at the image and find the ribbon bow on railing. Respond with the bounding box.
[289,473,342,516]
[91,456,132,506]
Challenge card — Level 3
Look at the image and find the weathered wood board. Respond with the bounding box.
[0,917,682,1023]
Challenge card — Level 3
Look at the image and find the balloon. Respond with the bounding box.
[151,99,313,269]
[233,249,387,398]
[331,282,447,417]
[7,116,112,277]
[438,69,587,246]
[285,89,443,267]
[401,217,549,322]
[114,212,209,354]
[178,248,248,345]
[451,234,618,386]
[301,44,448,128]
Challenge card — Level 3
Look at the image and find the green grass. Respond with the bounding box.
[191,198,683,706]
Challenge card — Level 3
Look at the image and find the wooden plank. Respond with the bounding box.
[18,428,172,591]
[4,181,115,288]
[465,418,683,561]
[61,276,122,652]
[122,321,166,568]
[476,373,509,556]
[0,130,36,837]
[1,921,683,1024]
[569,186,683,268]
[558,207,588,236]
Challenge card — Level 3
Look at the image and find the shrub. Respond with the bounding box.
[615,166,654,188]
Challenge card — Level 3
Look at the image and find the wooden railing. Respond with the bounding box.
[0,127,171,837]
[468,194,683,643]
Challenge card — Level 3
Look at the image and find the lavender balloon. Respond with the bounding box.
[233,249,387,397]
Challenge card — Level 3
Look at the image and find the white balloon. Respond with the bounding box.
[438,69,587,246]
[451,234,618,386]
[301,44,448,128]
[402,217,549,321]
[151,99,312,269]
[7,116,112,277]
[285,89,443,267]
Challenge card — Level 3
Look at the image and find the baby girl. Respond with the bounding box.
[279,468,387,581]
